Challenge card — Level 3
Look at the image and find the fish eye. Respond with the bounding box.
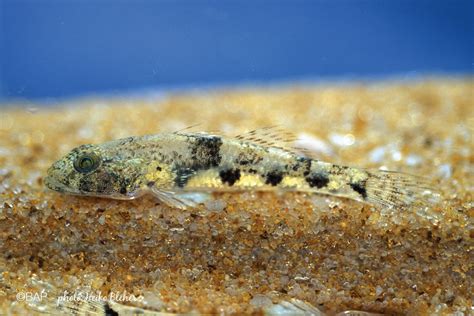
[73,152,101,173]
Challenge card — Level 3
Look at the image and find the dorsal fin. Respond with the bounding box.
[173,123,221,137]
[234,126,299,153]
[173,123,203,134]
[175,126,319,159]
[234,127,330,161]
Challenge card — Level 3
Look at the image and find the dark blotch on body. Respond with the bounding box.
[175,168,196,188]
[292,156,312,175]
[219,168,241,186]
[191,136,223,169]
[266,170,284,186]
[350,180,368,199]
[305,172,329,188]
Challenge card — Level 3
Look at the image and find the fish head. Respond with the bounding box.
[45,144,141,199]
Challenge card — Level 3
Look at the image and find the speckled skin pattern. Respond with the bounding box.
[45,131,431,208]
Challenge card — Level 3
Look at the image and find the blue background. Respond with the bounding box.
[1,0,472,101]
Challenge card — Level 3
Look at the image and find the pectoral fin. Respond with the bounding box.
[149,187,211,209]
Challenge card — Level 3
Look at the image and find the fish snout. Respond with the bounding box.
[44,163,68,192]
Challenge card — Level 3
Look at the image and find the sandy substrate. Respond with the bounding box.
[0,78,472,315]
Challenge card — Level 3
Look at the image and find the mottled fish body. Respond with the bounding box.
[45,128,434,209]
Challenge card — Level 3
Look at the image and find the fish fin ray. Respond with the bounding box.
[234,126,300,154]
[291,147,324,161]
[172,123,204,134]
[363,169,439,208]
[173,123,222,137]
[150,187,210,209]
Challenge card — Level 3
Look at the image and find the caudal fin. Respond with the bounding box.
[364,169,438,208]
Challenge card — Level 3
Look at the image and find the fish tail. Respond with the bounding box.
[362,169,437,208]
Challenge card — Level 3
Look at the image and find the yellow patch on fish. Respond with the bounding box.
[280,176,308,188]
[327,179,343,191]
[185,169,222,188]
[235,173,265,187]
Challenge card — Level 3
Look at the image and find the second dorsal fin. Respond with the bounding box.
[234,126,299,153]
